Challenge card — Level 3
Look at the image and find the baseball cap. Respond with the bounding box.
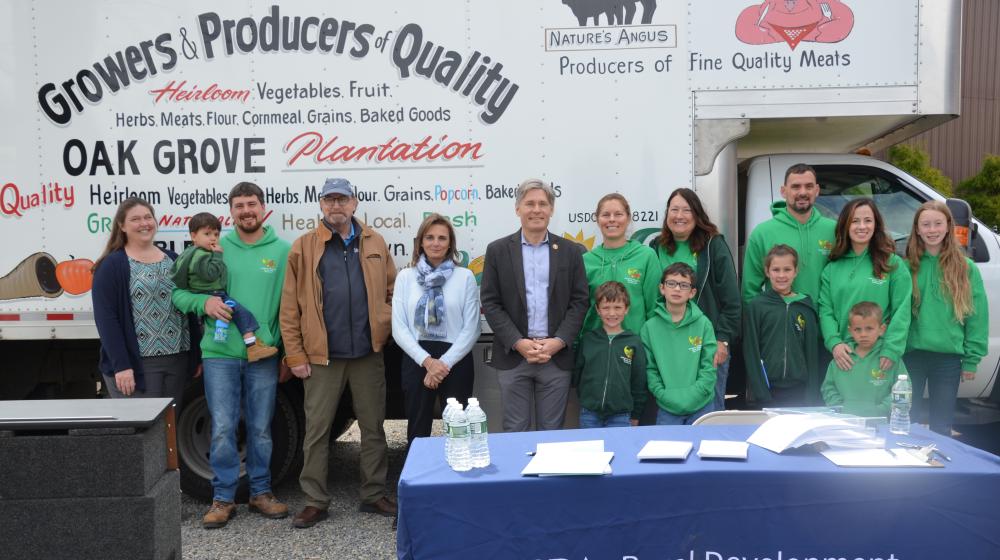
[320,178,354,198]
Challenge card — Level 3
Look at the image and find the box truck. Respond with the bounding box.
[2,0,995,499]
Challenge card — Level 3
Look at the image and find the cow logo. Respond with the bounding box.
[735,0,855,50]
[688,335,703,353]
[625,267,642,285]
[794,313,806,332]
[622,345,635,365]
[563,0,658,27]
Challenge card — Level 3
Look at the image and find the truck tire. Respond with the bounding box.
[177,378,304,503]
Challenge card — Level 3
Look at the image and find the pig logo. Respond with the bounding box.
[562,0,658,27]
[735,0,854,50]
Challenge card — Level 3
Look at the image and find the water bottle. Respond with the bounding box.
[442,398,458,466]
[447,403,472,472]
[466,398,490,468]
[213,300,236,342]
[889,374,912,435]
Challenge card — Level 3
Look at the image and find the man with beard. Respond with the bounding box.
[173,182,292,529]
[742,163,836,303]
[280,177,397,528]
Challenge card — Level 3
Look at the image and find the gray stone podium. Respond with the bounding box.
[0,398,181,560]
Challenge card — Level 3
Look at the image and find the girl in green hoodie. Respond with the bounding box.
[819,199,912,376]
[904,201,989,435]
[582,194,661,335]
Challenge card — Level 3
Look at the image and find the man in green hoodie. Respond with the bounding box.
[742,163,836,303]
[641,263,717,424]
[172,182,292,529]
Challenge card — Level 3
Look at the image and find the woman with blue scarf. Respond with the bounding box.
[392,213,481,446]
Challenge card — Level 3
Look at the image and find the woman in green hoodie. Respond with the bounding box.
[653,188,740,411]
[582,193,662,334]
[819,198,912,375]
[904,201,988,436]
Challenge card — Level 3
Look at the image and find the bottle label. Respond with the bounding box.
[449,425,469,437]
[470,420,488,435]
[891,390,911,405]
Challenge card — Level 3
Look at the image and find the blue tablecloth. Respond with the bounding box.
[397,424,1000,560]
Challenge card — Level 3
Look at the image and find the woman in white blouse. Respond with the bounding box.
[392,213,481,446]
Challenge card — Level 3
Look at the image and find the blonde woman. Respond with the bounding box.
[904,201,988,436]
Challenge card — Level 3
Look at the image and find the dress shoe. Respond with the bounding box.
[202,501,236,529]
[359,496,397,517]
[248,492,289,519]
[293,505,329,529]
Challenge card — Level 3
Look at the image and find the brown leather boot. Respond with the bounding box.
[202,501,236,529]
[293,506,329,529]
[246,342,278,363]
[248,492,289,519]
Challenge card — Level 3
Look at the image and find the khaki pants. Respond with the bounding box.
[299,353,388,507]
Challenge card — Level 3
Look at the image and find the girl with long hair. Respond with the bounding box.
[818,198,912,374]
[654,188,740,411]
[904,201,988,435]
[92,197,198,404]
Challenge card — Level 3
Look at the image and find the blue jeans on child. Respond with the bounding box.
[579,408,631,428]
[655,400,714,425]
[202,356,278,503]
[212,290,260,335]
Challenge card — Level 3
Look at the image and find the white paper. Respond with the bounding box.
[746,414,867,453]
[820,448,935,468]
[521,451,614,476]
[535,440,605,454]
[697,440,749,460]
[637,440,693,460]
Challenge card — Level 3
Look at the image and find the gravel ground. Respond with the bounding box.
[180,419,427,560]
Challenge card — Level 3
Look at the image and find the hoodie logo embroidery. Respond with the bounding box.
[260,258,277,273]
[870,368,888,386]
[688,335,703,353]
[622,345,635,365]
[794,313,806,332]
[818,239,833,255]
[869,276,886,286]
[625,268,642,285]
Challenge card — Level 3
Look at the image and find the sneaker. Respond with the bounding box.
[246,342,279,363]
[248,492,289,519]
[202,501,236,529]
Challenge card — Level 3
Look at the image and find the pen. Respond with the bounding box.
[525,451,535,456]
[932,449,952,462]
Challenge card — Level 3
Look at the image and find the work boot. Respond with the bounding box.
[248,492,289,519]
[246,342,279,362]
[202,501,236,529]
[293,506,329,529]
[359,496,397,517]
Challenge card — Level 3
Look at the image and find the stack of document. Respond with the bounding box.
[747,413,880,454]
[521,440,614,476]
[637,440,693,461]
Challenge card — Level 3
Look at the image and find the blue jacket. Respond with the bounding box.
[92,248,200,391]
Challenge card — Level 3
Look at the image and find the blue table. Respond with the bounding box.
[397,424,1000,560]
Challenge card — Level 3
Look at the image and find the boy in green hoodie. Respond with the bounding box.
[641,263,717,425]
[573,281,647,428]
[171,212,277,362]
[821,302,908,417]
[743,245,821,407]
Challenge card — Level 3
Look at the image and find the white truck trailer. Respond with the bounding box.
[2,0,995,499]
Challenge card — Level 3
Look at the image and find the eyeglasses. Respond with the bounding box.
[321,196,352,207]
[661,280,693,290]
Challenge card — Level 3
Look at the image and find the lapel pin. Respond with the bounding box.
[552,243,559,250]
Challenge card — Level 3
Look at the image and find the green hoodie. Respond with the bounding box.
[582,240,661,334]
[818,249,912,362]
[572,327,647,420]
[171,246,228,293]
[821,338,908,417]
[640,301,717,415]
[172,225,291,359]
[742,202,836,303]
[742,288,821,403]
[907,254,989,371]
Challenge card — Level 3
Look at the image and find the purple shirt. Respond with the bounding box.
[521,231,550,338]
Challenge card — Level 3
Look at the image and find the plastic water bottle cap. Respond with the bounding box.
[469,398,479,405]
[897,375,908,380]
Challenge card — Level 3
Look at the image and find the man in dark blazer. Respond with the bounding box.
[480,178,589,431]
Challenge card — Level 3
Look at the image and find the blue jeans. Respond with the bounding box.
[903,350,962,436]
[714,354,731,411]
[579,408,631,429]
[656,400,714,426]
[202,356,278,502]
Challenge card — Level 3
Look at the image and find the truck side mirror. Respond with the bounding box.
[946,198,976,259]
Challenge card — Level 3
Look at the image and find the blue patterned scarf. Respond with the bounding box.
[414,255,454,339]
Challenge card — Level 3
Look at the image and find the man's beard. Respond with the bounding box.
[236,214,262,234]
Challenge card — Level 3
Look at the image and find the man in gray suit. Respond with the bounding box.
[480,178,589,431]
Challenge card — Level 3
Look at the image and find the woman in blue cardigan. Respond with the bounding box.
[91,197,198,406]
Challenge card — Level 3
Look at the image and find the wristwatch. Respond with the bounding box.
[720,341,729,348]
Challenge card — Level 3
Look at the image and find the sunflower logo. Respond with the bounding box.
[870,368,886,381]
[260,258,277,272]
[688,335,703,352]
[818,239,834,254]
[563,230,596,251]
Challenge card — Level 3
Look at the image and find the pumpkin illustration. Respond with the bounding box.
[56,256,95,295]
